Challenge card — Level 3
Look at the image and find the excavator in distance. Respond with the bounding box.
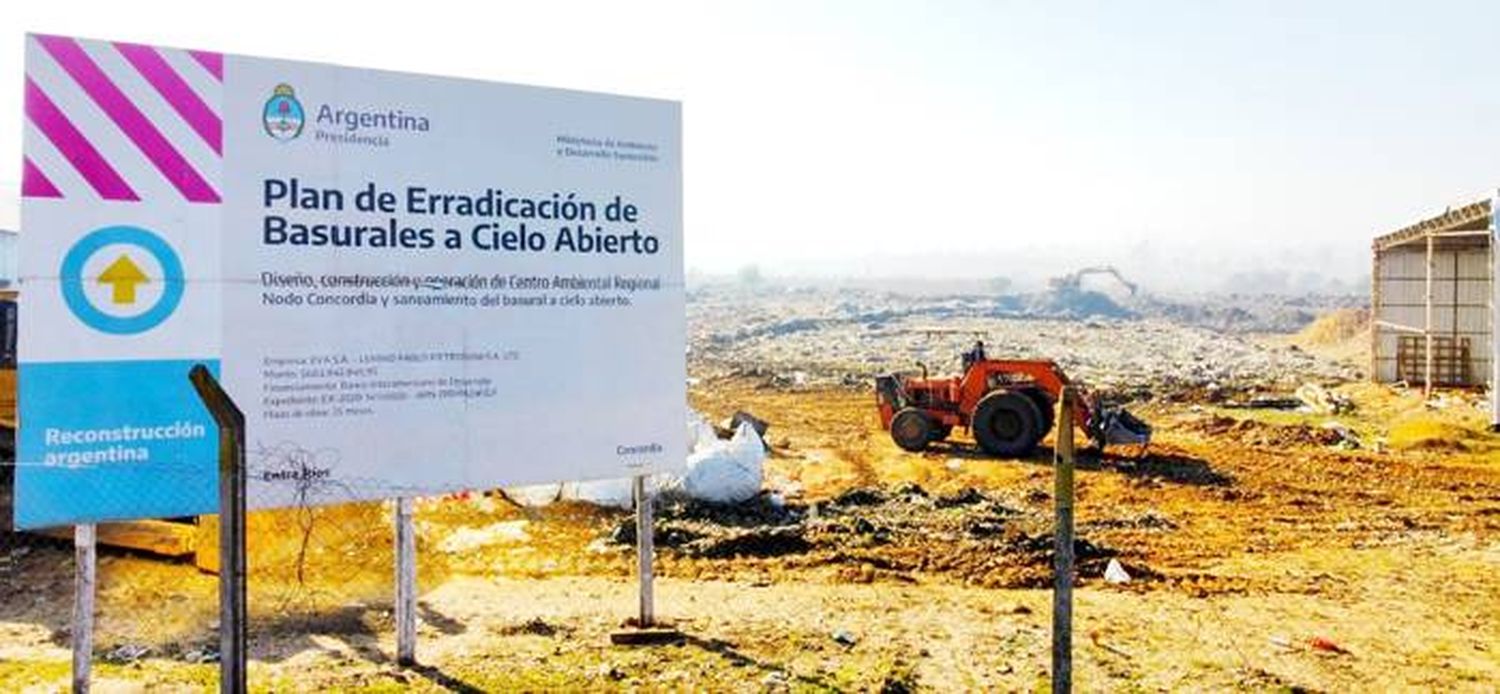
[875,340,1151,456]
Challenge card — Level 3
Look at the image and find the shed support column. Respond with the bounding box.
[1491,192,1499,430]
[1371,248,1381,383]
[1425,231,1435,397]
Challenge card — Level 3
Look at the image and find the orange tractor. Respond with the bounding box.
[875,341,1151,456]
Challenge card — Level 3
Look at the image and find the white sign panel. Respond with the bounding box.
[17,34,683,527]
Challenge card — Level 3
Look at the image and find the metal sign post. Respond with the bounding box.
[634,475,654,628]
[609,474,682,645]
[189,365,247,694]
[1052,387,1076,694]
[394,497,416,665]
[72,523,96,694]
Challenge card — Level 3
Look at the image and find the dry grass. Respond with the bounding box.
[1284,307,1372,365]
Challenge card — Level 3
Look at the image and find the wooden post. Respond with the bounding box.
[1491,192,1499,431]
[1371,248,1381,383]
[72,523,96,694]
[1052,387,1076,694]
[394,497,416,666]
[1426,230,1436,397]
[633,475,654,628]
[189,365,246,694]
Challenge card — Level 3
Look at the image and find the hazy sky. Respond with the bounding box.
[3,1,1497,289]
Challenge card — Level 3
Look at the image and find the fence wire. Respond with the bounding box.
[0,452,630,675]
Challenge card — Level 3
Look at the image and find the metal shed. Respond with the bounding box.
[1371,196,1498,428]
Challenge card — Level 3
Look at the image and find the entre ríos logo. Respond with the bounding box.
[263,84,305,141]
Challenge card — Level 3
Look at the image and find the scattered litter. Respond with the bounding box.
[585,538,615,554]
[1223,396,1302,411]
[500,617,561,637]
[834,488,885,506]
[831,629,859,647]
[1308,635,1351,656]
[935,488,985,508]
[1089,630,1133,659]
[1296,383,1355,414]
[1320,421,1361,449]
[182,647,218,664]
[105,644,150,663]
[1103,558,1132,584]
[762,671,790,690]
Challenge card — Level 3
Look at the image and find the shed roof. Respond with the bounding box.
[1373,198,1491,251]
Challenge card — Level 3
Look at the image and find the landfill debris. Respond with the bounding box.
[728,410,770,439]
[182,647,219,664]
[689,285,1358,397]
[1103,558,1132,584]
[762,671,790,690]
[1223,396,1303,410]
[1089,630,1134,659]
[499,617,562,637]
[1320,422,1361,449]
[1296,382,1355,414]
[604,486,1120,588]
[105,643,151,663]
[438,520,530,553]
[1308,635,1352,656]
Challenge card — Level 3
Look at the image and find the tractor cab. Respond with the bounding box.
[960,340,987,374]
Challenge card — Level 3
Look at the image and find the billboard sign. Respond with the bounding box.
[17,34,683,528]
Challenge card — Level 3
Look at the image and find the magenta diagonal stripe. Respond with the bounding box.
[22,157,64,198]
[188,49,222,81]
[36,35,220,203]
[114,41,222,155]
[24,77,137,201]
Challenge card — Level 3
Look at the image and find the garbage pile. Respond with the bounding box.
[690,285,1360,397]
[604,484,1142,589]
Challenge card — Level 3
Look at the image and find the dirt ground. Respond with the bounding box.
[2,373,1498,691]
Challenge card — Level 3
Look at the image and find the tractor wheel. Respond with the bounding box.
[1021,388,1056,439]
[929,424,953,442]
[972,391,1044,457]
[890,408,933,452]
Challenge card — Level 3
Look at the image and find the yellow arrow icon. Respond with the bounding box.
[97,254,150,305]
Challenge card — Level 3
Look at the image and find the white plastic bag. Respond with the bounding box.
[1104,558,1132,584]
[688,410,719,454]
[681,421,765,504]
